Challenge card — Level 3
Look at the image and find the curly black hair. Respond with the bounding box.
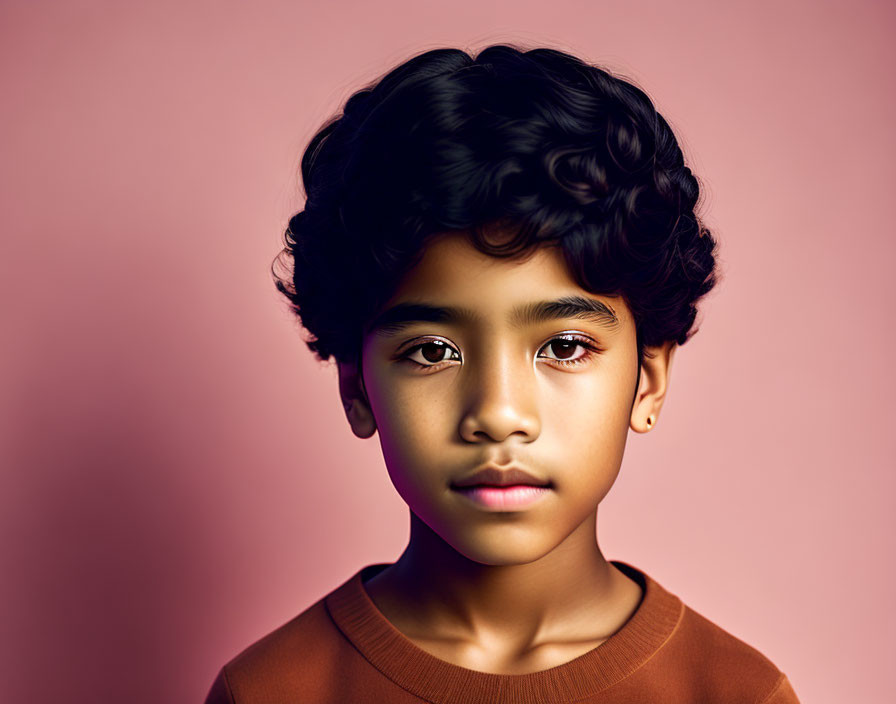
[272,43,720,374]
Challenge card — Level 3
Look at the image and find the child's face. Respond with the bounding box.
[349,230,646,565]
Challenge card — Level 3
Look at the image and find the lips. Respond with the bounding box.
[451,465,551,489]
[453,484,551,510]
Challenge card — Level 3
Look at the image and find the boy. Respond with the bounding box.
[204,44,800,703]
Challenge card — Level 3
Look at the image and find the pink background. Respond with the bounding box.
[2,1,893,702]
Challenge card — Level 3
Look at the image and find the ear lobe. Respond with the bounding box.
[337,360,377,439]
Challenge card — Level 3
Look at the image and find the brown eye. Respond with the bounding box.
[547,339,579,360]
[538,335,601,367]
[402,339,460,367]
[420,341,449,364]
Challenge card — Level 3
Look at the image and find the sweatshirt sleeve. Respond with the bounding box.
[761,673,801,704]
[203,667,236,704]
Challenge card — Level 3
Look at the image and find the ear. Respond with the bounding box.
[630,340,677,433]
[337,358,377,439]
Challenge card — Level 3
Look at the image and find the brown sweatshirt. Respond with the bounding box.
[203,560,800,703]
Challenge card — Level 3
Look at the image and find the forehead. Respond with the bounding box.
[372,230,630,329]
[391,231,579,299]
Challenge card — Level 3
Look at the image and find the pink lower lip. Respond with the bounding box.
[452,484,551,510]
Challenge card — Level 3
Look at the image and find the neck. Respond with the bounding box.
[366,507,636,651]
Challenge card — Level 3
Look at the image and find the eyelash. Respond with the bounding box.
[397,334,603,370]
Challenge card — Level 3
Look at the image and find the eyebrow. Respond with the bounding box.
[366,295,621,337]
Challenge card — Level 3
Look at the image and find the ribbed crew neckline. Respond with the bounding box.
[325,560,684,704]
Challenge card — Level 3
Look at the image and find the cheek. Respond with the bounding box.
[543,377,631,490]
[544,369,631,432]
[369,381,447,477]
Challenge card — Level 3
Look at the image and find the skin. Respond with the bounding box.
[337,228,676,675]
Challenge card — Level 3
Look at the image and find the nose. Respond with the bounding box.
[457,340,541,444]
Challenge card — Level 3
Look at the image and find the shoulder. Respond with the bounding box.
[226,594,334,670]
[669,603,799,702]
[204,595,350,704]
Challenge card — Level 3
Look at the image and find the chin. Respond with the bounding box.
[444,529,558,567]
